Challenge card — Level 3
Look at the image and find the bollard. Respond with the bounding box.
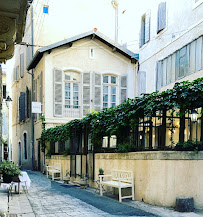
[176,196,194,212]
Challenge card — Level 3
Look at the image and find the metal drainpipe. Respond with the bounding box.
[31,4,35,170]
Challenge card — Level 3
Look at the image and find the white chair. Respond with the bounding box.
[46,163,62,181]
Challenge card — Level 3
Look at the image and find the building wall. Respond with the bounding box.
[95,151,203,209]
[11,43,32,168]
[138,0,203,94]
[46,151,203,209]
[45,155,70,179]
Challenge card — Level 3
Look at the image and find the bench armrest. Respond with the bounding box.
[99,174,112,182]
[46,166,54,170]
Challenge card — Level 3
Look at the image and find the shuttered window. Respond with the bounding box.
[160,36,202,87]
[83,72,90,116]
[156,61,162,91]
[94,73,101,111]
[20,53,24,78]
[120,75,127,103]
[19,92,25,122]
[54,68,63,116]
[138,71,146,97]
[139,10,150,47]
[26,87,30,118]
[157,2,166,34]
[26,45,32,67]
[103,75,117,108]
[23,132,27,160]
[64,71,80,109]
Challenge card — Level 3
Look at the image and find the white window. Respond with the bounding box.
[103,75,117,108]
[64,71,80,109]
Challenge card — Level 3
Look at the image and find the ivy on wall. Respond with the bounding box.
[40,77,203,151]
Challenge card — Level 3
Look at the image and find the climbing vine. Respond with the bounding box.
[40,77,203,151]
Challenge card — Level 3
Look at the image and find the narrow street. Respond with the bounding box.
[26,171,155,216]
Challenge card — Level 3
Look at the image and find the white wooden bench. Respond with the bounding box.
[99,169,134,202]
[46,163,62,181]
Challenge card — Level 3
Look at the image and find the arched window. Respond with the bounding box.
[103,75,117,108]
[23,133,27,160]
[64,71,80,109]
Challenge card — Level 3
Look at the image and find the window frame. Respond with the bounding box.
[64,71,80,109]
[102,75,118,109]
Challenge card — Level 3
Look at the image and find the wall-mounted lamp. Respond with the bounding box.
[5,95,12,107]
[191,109,198,122]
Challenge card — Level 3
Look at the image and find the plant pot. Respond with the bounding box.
[98,174,104,180]
[3,174,13,183]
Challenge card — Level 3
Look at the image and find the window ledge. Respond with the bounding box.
[139,41,150,51]
[156,27,167,39]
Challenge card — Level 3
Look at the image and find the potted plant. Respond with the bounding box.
[0,161,21,183]
[98,168,104,179]
[63,170,70,184]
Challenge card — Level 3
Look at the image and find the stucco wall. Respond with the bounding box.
[43,38,137,124]
[138,0,203,94]
[47,151,203,209]
[95,152,203,209]
[45,155,70,180]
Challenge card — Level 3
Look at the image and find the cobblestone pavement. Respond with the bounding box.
[26,171,155,217]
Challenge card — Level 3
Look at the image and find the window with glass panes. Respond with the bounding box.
[64,71,80,108]
[103,75,117,108]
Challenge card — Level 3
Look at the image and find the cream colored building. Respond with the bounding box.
[26,30,138,170]
[1,70,9,161]
[10,0,140,169]
[137,0,203,95]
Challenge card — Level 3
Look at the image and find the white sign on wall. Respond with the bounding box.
[32,102,42,113]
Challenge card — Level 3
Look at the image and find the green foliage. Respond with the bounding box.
[117,142,135,153]
[0,161,21,177]
[175,140,203,152]
[99,168,104,175]
[62,148,70,156]
[40,78,203,153]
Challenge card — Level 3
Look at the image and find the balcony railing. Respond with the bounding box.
[63,105,81,118]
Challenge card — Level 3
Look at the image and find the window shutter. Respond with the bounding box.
[145,10,150,43]
[16,66,19,81]
[138,71,146,97]
[19,92,25,122]
[157,2,166,33]
[189,40,196,74]
[156,61,162,91]
[26,45,32,67]
[83,72,90,116]
[120,75,127,103]
[139,26,142,48]
[196,37,202,71]
[54,68,63,116]
[93,72,101,111]
[26,86,30,118]
[20,53,24,78]
[175,51,180,80]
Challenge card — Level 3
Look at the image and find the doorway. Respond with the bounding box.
[18,142,21,166]
[38,141,41,171]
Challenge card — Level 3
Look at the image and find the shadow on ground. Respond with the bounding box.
[51,181,156,216]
